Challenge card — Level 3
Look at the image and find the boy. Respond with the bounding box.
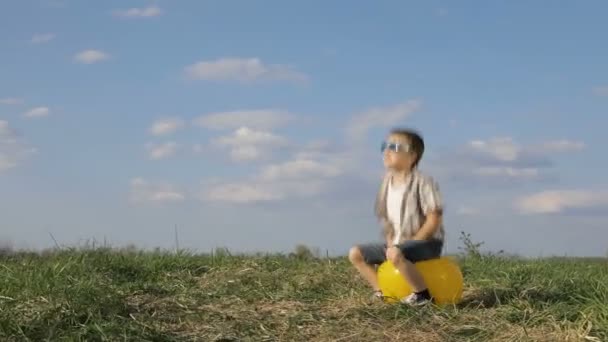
[348,128,445,306]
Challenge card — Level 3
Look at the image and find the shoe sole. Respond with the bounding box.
[401,299,432,306]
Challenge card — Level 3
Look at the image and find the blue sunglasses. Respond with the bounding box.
[381,141,411,153]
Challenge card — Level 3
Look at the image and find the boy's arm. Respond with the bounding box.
[381,219,394,245]
[412,177,444,240]
[413,210,442,240]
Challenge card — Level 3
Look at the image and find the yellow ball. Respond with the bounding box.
[377,256,464,305]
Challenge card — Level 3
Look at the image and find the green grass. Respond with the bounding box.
[0,245,606,341]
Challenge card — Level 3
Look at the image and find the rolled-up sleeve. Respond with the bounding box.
[420,177,443,215]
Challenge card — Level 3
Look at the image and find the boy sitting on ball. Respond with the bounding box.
[348,128,445,306]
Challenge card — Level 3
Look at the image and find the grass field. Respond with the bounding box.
[0,235,606,341]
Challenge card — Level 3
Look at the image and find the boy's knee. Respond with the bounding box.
[387,246,405,264]
[348,246,364,264]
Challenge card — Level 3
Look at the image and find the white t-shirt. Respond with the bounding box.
[386,177,406,245]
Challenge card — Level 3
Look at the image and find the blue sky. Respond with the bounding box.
[1,0,607,257]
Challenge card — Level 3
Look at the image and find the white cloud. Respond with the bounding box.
[184,57,308,83]
[291,140,362,174]
[467,137,585,164]
[347,100,421,140]
[31,33,55,44]
[515,190,608,214]
[200,100,412,204]
[204,183,283,203]
[214,127,286,146]
[202,142,350,203]
[196,107,358,202]
[0,120,36,172]
[535,140,585,153]
[230,146,262,161]
[0,98,23,105]
[129,178,185,203]
[149,118,184,136]
[472,166,540,179]
[428,136,586,186]
[194,109,294,131]
[113,5,162,18]
[452,137,585,180]
[202,178,330,204]
[259,158,342,182]
[23,107,50,118]
[146,142,179,160]
[212,127,288,162]
[469,137,519,162]
[592,86,608,97]
[74,50,110,64]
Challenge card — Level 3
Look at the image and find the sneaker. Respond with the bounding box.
[400,292,432,306]
[370,290,384,301]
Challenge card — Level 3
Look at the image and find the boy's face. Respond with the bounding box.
[382,133,416,171]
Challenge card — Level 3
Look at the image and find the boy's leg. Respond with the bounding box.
[348,243,386,294]
[385,239,443,304]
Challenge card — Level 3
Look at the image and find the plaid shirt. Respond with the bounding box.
[374,169,445,243]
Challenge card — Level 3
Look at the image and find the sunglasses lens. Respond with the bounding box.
[381,142,402,153]
[381,141,412,154]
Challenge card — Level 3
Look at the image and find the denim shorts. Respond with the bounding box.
[357,239,443,265]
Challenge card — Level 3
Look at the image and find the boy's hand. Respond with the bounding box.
[384,241,394,261]
[385,235,393,246]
